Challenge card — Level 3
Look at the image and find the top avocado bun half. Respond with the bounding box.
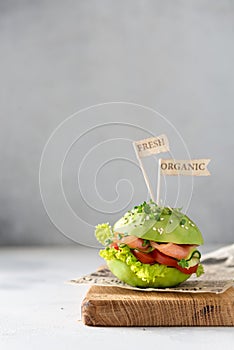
[113,202,204,245]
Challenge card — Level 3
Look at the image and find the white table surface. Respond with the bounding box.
[0,245,233,350]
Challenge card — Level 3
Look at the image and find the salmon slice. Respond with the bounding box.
[121,235,150,251]
[113,234,150,251]
[150,241,197,260]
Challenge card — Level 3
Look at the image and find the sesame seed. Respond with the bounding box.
[146,215,149,220]
[153,227,156,231]
[160,218,164,221]
[191,223,195,227]
[169,220,173,224]
[185,226,189,230]
[181,225,185,228]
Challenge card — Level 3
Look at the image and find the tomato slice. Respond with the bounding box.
[176,264,198,275]
[151,249,178,267]
[109,242,119,250]
[132,248,198,274]
[152,250,198,274]
[132,250,155,264]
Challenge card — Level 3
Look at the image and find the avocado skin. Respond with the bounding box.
[107,259,190,288]
[113,209,204,245]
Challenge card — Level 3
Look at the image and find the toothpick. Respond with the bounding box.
[133,144,155,201]
[156,158,162,205]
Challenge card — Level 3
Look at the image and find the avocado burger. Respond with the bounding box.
[95,200,204,288]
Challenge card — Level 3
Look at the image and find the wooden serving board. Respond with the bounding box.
[82,286,234,326]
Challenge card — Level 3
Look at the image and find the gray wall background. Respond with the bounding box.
[0,0,234,245]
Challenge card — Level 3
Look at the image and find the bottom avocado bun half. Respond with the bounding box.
[95,201,204,288]
[107,257,191,288]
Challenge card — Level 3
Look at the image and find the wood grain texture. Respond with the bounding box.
[82,286,234,327]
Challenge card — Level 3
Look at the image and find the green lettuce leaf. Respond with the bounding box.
[196,264,204,277]
[95,223,113,245]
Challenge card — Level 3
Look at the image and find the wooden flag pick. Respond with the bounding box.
[133,134,170,202]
